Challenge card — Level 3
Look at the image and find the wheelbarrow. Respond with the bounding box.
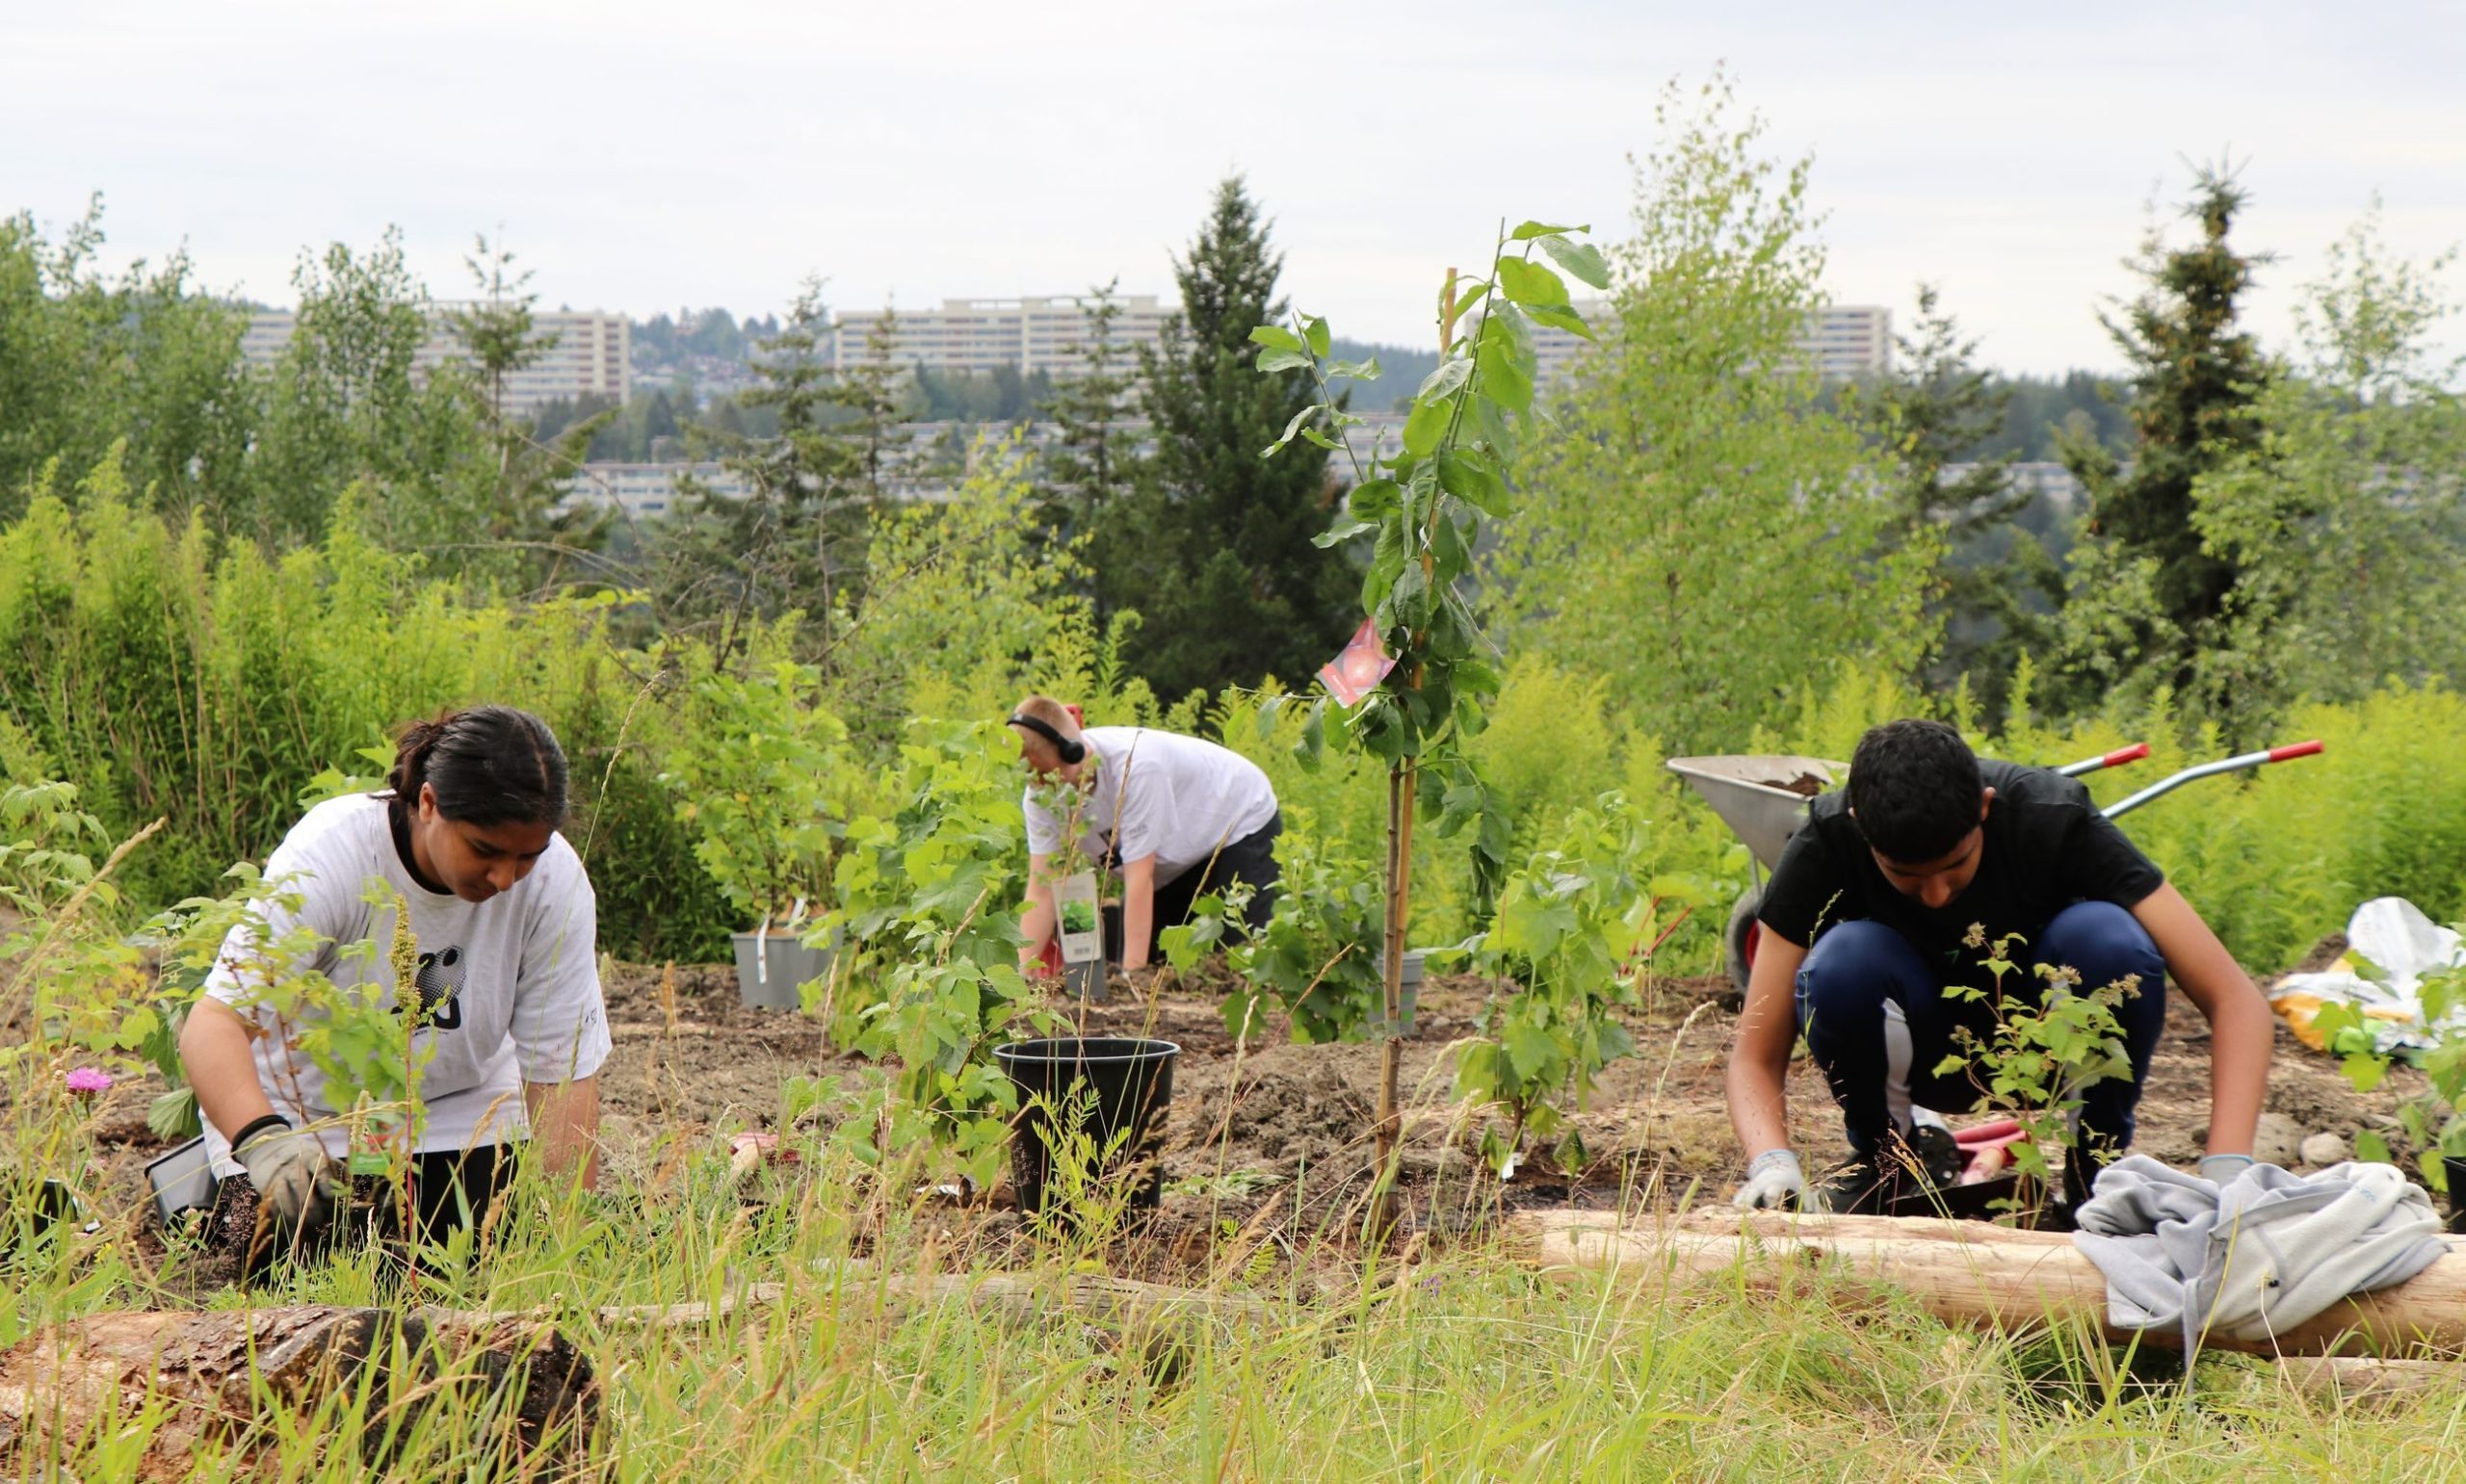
[1666,739,2324,1006]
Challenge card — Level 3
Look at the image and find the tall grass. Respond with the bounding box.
[12,1133,2466,1481]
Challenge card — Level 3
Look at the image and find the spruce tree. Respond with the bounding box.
[1036,277,1141,558]
[1867,284,2059,711]
[1102,176,1353,702]
[2055,165,2269,708]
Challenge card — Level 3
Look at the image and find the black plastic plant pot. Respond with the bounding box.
[2444,1157,2466,1235]
[994,1037,1180,1216]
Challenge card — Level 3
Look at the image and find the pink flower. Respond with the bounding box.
[66,1067,114,1097]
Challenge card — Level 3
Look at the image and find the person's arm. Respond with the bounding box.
[2130,881,2270,1157]
[524,1076,601,1190]
[1726,929,1808,1159]
[1117,854,1158,972]
[1019,849,1059,968]
[181,996,280,1141]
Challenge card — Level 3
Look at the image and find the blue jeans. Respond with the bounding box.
[1793,901,2167,1161]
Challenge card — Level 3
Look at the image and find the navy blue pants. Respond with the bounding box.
[1794,901,2167,1160]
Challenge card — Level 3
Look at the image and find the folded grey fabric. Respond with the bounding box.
[2071,1154,2449,1351]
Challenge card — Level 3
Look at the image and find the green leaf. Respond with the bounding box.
[1327,356,1382,381]
[1403,395,1452,459]
[1505,1020,1558,1080]
[1478,337,1533,415]
[1256,347,1314,375]
[1537,235,1612,290]
[1417,356,1472,403]
[1497,257,1569,309]
[1523,303,1595,341]
[1437,448,1510,517]
[1312,508,1375,548]
[1262,403,1323,457]
[1304,316,1331,357]
[1349,478,1402,520]
[2356,1128,2394,1165]
[1510,221,1587,241]
[1248,325,1303,352]
[1299,427,1344,452]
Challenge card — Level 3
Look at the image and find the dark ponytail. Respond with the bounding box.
[384,706,570,828]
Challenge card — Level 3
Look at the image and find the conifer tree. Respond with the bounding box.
[1102,176,1354,702]
[2054,165,2270,708]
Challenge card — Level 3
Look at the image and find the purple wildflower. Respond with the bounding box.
[66,1067,114,1096]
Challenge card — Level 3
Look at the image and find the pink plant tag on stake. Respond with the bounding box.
[1320,618,1397,707]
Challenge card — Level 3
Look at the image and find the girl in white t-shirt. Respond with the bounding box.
[178,705,611,1272]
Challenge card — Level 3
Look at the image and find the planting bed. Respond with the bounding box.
[579,950,2426,1237]
[58,941,2430,1283]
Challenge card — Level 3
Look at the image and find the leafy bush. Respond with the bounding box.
[657,660,852,930]
[827,720,1054,1186]
[1449,794,1703,1174]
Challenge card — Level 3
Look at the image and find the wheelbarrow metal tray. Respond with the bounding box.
[1664,755,1845,872]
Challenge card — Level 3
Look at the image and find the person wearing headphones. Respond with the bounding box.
[1008,694,1282,985]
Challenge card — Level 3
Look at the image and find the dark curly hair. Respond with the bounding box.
[1844,719,1983,864]
[383,706,569,828]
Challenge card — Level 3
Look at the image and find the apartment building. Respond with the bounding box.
[1527,300,1893,384]
[562,461,751,521]
[240,306,631,414]
[826,295,1171,378]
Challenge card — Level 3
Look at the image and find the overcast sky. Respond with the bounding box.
[8,1,2462,376]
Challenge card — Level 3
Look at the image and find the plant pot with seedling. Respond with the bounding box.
[657,662,851,1012]
[1028,773,1112,1003]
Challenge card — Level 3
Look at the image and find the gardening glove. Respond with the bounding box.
[1733,1148,1806,1211]
[234,1117,342,1234]
[2198,1152,2258,1186]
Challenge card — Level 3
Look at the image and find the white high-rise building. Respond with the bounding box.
[827,295,1171,378]
[239,306,631,414]
[1527,301,1893,384]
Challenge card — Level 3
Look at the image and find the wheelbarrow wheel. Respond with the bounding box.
[1720,887,1764,1012]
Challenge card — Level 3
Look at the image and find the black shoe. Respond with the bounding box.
[1811,1157,1902,1214]
[1908,1124,1964,1189]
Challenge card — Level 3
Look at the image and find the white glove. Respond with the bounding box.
[2198,1152,2257,1185]
[235,1118,341,1232]
[1733,1148,1806,1211]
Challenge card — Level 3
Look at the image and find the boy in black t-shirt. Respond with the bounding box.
[1725,719,2274,1213]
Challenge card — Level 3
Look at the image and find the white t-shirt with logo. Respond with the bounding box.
[1021,727,1278,884]
[199,793,611,1176]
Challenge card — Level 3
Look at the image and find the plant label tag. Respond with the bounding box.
[1055,872,1103,964]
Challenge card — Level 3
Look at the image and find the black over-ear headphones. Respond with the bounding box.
[1007,714,1086,765]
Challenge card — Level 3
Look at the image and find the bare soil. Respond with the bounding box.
[54,937,2433,1280]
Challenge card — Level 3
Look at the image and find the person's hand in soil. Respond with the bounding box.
[234,1117,343,1235]
[1112,962,1162,997]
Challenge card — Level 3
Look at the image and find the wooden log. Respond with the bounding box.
[1508,1208,2466,1358]
[0,1305,595,1480]
[2277,1355,2466,1404]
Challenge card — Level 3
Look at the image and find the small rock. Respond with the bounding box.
[2299,1132,2353,1169]
[2252,1112,2303,1168]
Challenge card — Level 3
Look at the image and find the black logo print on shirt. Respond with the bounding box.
[407,945,467,1031]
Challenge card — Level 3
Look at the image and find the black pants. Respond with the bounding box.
[220,1143,520,1280]
[1109,812,1281,963]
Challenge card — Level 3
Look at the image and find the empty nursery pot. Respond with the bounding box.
[994,1037,1180,1215]
[2445,1157,2466,1235]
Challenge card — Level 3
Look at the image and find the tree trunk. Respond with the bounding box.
[0,1305,595,1479]
[1508,1208,2466,1358]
